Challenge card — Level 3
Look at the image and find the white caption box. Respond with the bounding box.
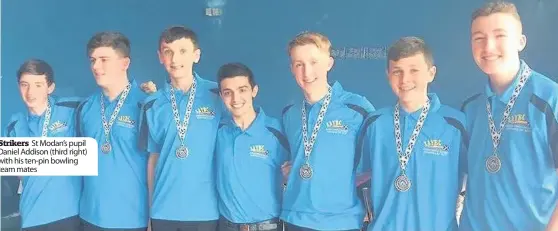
[0,137,98,176]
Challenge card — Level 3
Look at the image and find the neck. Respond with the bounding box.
[488,60,521,95]
[304,84,329,104]
[233,108,257,131]
[170,73,194,92]
[29,101,49,116]
[102,76,129,101]
[400,94,429,113]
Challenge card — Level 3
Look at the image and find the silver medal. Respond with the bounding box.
[100,83,132,154]
[101,142,112,154]
[394,174,411,192]
[485,155,502,173]
[485,64,531,174]
[176,145,189,159]
[299,86,332,180]
[393,99,430,192]
[299,164,313,179]
[169,79,197,159]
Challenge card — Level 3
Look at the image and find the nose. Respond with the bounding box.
[483,37,496,52]
[400,71,411,84]
[303,65,313,79]
[92,60,102,73]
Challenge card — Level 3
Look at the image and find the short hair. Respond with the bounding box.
[472,1,522,25]
[217,62,256,89]
[86,31,131,57]
[288,31,332,56]
[159,26,199,50]
[17,59,55,86]
[387,36,434,68]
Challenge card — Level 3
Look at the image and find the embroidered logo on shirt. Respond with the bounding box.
[49,121,68,134]
[116,115,136,128]
[196,106,216,120]
[250,145,269,158]
[325,120,349,135]
[423,139,449,156]
[506,114,531,132]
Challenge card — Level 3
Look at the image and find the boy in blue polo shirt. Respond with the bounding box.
[139,26,223,231]
[280,31,375,231]
[359,37,467,231]
[76,31,149,231]
[459,2,558,230]
[214,62,287,231]
[4,59,82,231]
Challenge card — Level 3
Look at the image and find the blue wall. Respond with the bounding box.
[2,0,557,130]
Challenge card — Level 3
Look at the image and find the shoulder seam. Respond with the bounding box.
[461,93,482,112]
[282,104,294,116]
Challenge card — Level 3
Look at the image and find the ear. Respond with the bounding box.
[47,82,56,95]
[193,48,201,64]
[428,65,437,83]
[252,85,259,98]
[326,56,335,71]
[519,34,527,52]
[157,49,164,64]
[122,57,131,70]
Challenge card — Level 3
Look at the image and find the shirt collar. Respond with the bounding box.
[398,93,441,119]
[484,59,530,103]
[100,78,138,103]
[164,72,202,95]
[225,106,267,136]
[27,95,56,120]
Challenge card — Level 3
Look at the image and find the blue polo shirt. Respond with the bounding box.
[280,81,375,230]
[460,61,558,231]
[215,107,288,223]
[358,93,466,231]
[76,80,149,229]
[139,73,224,221]
[4,96,82,228]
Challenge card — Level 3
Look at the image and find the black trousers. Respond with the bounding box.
[22,215,80,231]
[80,219,147,231]
[151,219,218,231]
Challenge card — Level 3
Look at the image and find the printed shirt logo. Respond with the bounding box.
[116,115,136,128]
[250,145,269,158]
[196,106,216,120]
[506,113,531,132]
[325,120,349,135]
[423,139,449,156]
[49,121,68,134]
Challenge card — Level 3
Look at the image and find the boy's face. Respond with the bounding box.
[219,76,258,118]
[89,47,130,88]
[289,44,333,94]
[159,38,200,80]
[471,13,526,77]
[387,53,435,105]
[18,74,55,111]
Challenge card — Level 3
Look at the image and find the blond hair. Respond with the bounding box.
[288,31,332,56]
[472,1,522,24]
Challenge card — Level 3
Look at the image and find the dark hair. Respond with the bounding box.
[17,59,54,86]
[217,63,256,89]
[86,31,131,57]
[159,26,199,50]
[387,36,434,68]
[472,1,521,24]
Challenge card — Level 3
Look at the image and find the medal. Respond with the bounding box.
[299,163,313,179]
[176,145,189,159]
[485,63,531,173]
[299,86,332,180]
[393,99,430,192]
[100,83,132,154]
[485,155,501,173]
[169,79,197,159]
[394,174,411,192]
[101,142,112,154]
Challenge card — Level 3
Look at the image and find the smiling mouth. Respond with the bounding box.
[231,103,245,109]
[400,86,416,92]
[170,65,184,70]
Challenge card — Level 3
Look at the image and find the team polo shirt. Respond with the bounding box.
[4,96,82,228]
[460,61,558,231]
[358,93,467,231]
[280,81,375,230]
[139,73,224,221]
[76,80,149,229]
[215,107,288,223]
